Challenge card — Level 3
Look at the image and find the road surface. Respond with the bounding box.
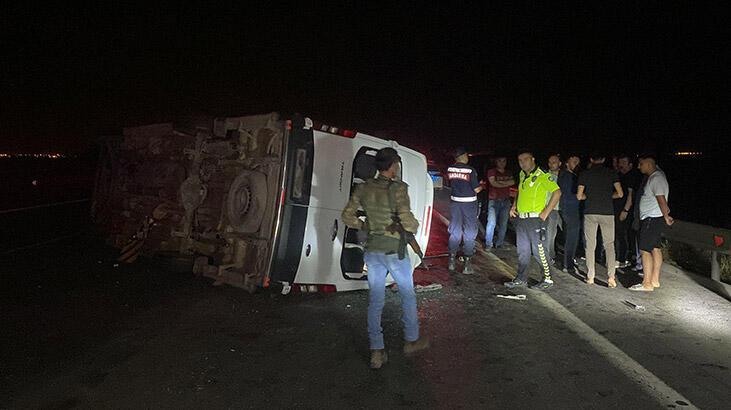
[0,193,729,409]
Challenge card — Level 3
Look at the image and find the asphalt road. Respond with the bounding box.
[0,192,729,409]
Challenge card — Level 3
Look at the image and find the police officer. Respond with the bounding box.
[506,150,561,290]
[446,146,483,274]
[341,147,429,369]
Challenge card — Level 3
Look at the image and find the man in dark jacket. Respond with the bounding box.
[446,147,483,274]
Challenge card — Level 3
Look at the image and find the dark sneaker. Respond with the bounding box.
[504,279,527,288]
[403,337,430,355]
[370,349,388,369]
[462,257,475,275]
[562,267,580,276]
[531,279,554,290]
[448,255,456,272]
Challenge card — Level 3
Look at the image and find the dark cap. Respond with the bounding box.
[453,146,468,159]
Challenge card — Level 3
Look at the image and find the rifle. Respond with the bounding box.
[385,180,424,262]
[388,216,424,261]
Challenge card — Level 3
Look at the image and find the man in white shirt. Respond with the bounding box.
[630,154,674,291]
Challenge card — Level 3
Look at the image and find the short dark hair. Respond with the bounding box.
[616,153,634,163]
[589,151,605,161]
[375,147,401,171]
[517,150,533,157]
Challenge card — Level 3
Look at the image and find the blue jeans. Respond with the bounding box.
[485,198,511,248]
[448,201,480,256]
[364,252,419,350]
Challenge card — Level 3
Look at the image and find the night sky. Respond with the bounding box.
[1,3,727,155]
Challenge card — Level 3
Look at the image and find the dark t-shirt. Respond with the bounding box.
[578,165,619,215]
[613,168,642,213]
[558,170,579,210]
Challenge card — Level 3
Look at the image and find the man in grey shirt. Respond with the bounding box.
[630,154,674,291]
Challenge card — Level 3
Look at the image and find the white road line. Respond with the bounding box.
[480,250,698,409]
[433,208,698,409]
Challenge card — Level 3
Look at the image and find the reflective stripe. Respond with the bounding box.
[451,196,477,202]
[519,212,541,218]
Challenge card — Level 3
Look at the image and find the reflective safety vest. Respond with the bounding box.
[517,167,559,213]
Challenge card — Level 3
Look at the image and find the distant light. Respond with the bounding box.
[674,151,702,157]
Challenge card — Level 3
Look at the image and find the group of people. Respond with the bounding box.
[447,147,673,292]
[341,146,672,369]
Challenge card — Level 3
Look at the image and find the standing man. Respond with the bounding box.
[484,154,515,250]
[614,154,642,268]
[630,154,673,291]
[505,151,561,290]
[447,147,483,274]
[557,154,581,275]
[577,153,624,287]
[545,154,563,266]
[341,148,429,369]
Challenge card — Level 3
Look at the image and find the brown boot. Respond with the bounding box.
[370,349,388,369]
[403,336,430,355]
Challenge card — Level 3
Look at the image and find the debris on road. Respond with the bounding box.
[623,300,646,311]
[496,294,526,300]
[422,253,450,260]
[415,283,443,293]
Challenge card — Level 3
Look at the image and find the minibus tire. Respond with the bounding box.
[227,170,267,233]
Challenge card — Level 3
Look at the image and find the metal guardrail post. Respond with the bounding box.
[711,251,720,282]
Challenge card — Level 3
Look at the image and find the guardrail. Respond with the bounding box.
[663,220,731,284]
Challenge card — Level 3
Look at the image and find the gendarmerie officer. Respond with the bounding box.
[446,146,483,274]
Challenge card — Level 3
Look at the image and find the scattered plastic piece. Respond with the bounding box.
[415,283,443,293]
[497,294,526,300]
[623,300,646,311]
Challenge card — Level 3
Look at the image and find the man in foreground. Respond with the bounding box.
[545,154,563,266]
[577,153,623,287]
[446,146,483,274]
[506,151,561,290]
[341,148,429,369]
[630,154,673,291]
[484,155,515,250]
[614,154,642,269]
[557,154,581,275]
